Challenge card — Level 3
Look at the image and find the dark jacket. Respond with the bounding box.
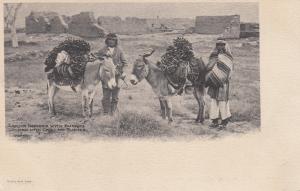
[95,46,127,73]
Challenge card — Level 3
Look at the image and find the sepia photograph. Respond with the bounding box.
[2,1,300,191]
[4,2,260,141]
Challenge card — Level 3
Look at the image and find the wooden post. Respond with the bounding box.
[4,3,22,48]
[11,21,18,48]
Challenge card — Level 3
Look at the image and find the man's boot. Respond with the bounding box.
[218,117,231,130]
[209,118,219,128]
[110,102,118,115]
[102,100,111,115]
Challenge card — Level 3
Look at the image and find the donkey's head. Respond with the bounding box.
[99,56,117,89]
[130,49,155,85]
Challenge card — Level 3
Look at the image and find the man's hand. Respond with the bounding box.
[120,73,126,80]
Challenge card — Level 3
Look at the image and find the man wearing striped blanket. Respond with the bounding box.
[206,39,233,130]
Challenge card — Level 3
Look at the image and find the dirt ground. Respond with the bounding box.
[4,32,260,141]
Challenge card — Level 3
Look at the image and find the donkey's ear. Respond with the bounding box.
[143,57,150,65]
[143,48,155,58]
[98,56,105,61]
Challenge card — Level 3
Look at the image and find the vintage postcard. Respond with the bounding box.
[1,1,300,191]
[4,2,259,141]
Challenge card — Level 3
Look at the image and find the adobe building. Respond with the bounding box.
[194,15,240,38]
[26,11,69,34]
[240,22,259,38]
[48,15,68,33]
[98,16,149,35]
[68,12,106,38]
[25,11,57,34]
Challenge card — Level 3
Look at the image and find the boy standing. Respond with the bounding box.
[95,33,127,115]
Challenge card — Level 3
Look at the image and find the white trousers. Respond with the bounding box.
[209,99,231,120]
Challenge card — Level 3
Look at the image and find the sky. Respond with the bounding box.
[13,2,259,27]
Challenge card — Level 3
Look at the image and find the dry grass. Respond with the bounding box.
[88,111,172,138]
[4,32,260,141]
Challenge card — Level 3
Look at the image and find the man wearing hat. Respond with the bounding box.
[95,33,128,115]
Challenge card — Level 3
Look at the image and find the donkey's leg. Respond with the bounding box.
[159,97,167,119]
[81,90,88,117]
[165,98,173,123]
[193,87,200,122]
[87,90,96,118]
[89,99,94,117]
[48,83,58,116]
[193,85,206,123]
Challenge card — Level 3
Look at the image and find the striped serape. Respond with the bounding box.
[205,52,233,87]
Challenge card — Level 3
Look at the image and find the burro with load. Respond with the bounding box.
[44,38,117,118]
[130,37,207,123]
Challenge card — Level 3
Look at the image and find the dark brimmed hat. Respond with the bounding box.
[216,39,226,45]
[106,33,118,40]
[105,33,118,46]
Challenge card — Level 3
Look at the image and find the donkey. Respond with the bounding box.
[130,50,206,123]
[47,56,116,118]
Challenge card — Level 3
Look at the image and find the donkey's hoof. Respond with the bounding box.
[49,114,56,119]
[83,114,90,119]
[195,118,204,124]
[168,119,173,124]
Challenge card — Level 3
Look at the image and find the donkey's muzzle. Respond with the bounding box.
[107,78,117,89]
[130,80,137,85]
[130,75,138,85]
